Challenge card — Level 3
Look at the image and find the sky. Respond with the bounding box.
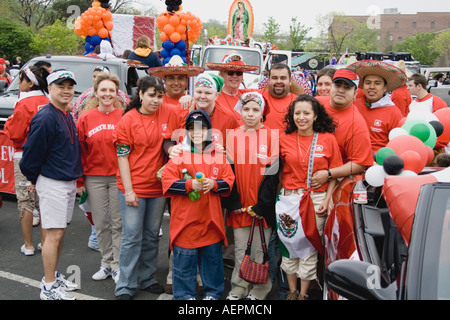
[150,0,450,37]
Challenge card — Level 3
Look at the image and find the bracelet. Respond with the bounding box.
[327,169,332,181]
[124,191,135,196]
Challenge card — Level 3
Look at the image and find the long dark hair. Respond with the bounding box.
[19,65,49,94]
[284,94,336,134]
[124,75,166,114]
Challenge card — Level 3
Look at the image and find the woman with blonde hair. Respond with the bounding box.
[127,35,162,68]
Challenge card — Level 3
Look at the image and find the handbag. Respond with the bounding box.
[238,217,269,284]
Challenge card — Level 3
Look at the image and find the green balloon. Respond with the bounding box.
[376,147,396,165]
[409,123,430,142]
[402,120,437,149]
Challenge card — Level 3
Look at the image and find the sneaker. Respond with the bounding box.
[112,269,120,284]
[203,296,216,300]
[244,293,260,300]
[143,283,164,294]
[20,244,35,256]
[226,293,240,300]
[37,243,42,251]
[40,280,76,300]
[56,272,78,291]
[92,267,111,280]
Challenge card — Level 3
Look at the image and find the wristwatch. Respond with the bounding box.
[327,169,332,181]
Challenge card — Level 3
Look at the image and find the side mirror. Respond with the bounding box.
[324,260,397,300]
[427,79,438,88]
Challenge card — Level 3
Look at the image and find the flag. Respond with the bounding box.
[79,191,94,225]
[110,14,157,57]
[276,191,323,259]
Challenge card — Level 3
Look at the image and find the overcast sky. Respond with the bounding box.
[151,0,450,37]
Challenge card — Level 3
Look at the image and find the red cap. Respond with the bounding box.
[333,68,360,88]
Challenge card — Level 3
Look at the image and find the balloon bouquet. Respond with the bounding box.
[74,0,113,55]
[366,108,450,187]
[156,0,203,65]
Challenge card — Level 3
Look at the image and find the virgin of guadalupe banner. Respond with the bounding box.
[227,0,254,42]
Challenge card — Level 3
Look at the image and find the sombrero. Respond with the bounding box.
[258,73,312,96]
[205,50,260,72]
[147,55,204,78]
[346,60,407,92]
[396,60,413,78]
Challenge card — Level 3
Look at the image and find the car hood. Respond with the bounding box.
[382,167,450,246]
[0,92,19,119]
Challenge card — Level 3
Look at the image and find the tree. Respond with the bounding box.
[0,18,36,61]
[288,17,311,50]
[431,30,450,59]
[395,33,440,66]
[262,16,280,44]
[341,23,378,53]
[7,0,53,31]
[316,12,360,54]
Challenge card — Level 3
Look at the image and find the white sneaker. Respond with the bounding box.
[226,293,240,300]
[92,267,111,280]
[56,272,78,291]
[112,269,120,283]
[203,296,216,300]
[40,281,76,300]
[244,293,260,300]
[20,244,35,256]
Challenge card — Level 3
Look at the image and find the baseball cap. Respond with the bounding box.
[46,69,77,86]
[333,68,359,88]
[185,110,211,130]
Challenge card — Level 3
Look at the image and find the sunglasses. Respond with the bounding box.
[227,71,243,76]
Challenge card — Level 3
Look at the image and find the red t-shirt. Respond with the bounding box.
[355,97,403,153]
[279,131,343,192]
[225,126,278,228]
[316,96,374,166]
[77,108,122,179]
[391,85,412,117]
[262,90,297,131]
[4,91,49,152]
[162,147,235,250]
[113,105,175,197]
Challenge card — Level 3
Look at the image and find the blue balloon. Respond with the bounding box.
[163,57,171,65]
[85,36,92,43]
[160,49,170,59]
[180,49,187,57]
[170,48,181,57]
[84,43,93,51]
[91,35,101,46]
[175,40,187,51]
[162,40,174,51]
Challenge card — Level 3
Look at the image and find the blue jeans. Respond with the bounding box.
[115,191,166,296]
[172,242,224,300]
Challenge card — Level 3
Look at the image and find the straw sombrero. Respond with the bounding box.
[258,73,312,96]
[346,60,407,92]
[396,60,413,78]
[147,55,204,78]
[205,50,260,72]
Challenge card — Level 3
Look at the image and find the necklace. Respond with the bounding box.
[56,108,74,144]
[267,93,295,114]
[296,133,313,163]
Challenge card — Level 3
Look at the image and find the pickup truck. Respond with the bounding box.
[323,167,450,300]
[0,55,149,130]
[421,67,450,107]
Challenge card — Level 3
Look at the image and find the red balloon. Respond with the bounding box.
[434,108,450,142]
[400,150,423,173]
[386,135,428,171]
[425,145,434,164]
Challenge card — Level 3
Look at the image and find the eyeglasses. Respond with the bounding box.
[227,71,243,76]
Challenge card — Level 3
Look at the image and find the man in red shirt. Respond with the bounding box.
[313,69,373,187]
[347,60,406,154]
[407,73,448,115]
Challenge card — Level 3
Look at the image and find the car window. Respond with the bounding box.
[437,198,450,299]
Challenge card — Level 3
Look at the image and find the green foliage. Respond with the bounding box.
[394,32,440,66]
[262,17,280,44]
[30,20,84,56]
[0,18,36,61]
[430,30,450,58]
[289,17,311,50]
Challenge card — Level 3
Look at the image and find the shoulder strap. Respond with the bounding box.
[306,132,319,189]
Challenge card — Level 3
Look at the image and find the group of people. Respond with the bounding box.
[3,45,448,301]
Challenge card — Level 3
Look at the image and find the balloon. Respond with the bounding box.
[400,150,423,174]
[160,49,170,59]
[176,24,187,35]
[429,120,444,137]
[425,145,435,164]
[434,108,450,141]
[407,111,439,122]
[409,122,430,142]
[398,170,417,177]
[87,27,96,37]
[160,32,169,42]
[175,40,187,51]
[91,35,101,46]
[169,14,180,26]
[382,155,404,175]
[365,165,388,187]
[386,135,428,173]
[163,24,175,35]
[389,127,409,141]
[98,28,108,39]
[102,11,112,22]
[376,147,396,166]
[170,31,181,43]
[105,21,114,31]
[170,48,181,57]
[401,119,437,149]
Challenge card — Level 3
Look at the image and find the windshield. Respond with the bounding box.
[202,48,261,75]
[6,59,120,95]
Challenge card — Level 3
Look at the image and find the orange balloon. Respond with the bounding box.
[163,24,175,35]
[170,32,181,43]
[98,28,108,39]
[176,24,186,34]
[160,32,169,42]
[169,14,180,27]
[105,21,113,31]
[400,151,424,174]
[94,20,104,30]
[102,11,113,22]
[158,15,169,27]
[180,33,186,41]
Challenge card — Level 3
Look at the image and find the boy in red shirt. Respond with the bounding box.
[162,110,235,300]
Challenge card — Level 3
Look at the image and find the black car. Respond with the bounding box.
[324,169,450,300]
[0,55,149,130]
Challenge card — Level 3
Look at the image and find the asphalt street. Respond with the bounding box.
[0,193,285,301]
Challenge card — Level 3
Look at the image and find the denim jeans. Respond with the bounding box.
[172,241,224,300]
[115,191,166,297]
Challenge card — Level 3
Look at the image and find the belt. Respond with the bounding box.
[281,188,306,196]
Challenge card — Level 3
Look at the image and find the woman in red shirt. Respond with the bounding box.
[224,92,279,300]
[76,72,124,283]
[4,65,49,256]
[278,94,342,300]
[113,76,175,300]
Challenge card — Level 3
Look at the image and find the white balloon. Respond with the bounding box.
[388,127,409,141]
[407,111,439,122]
[398,170,417,177]
[365,165,387,187]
